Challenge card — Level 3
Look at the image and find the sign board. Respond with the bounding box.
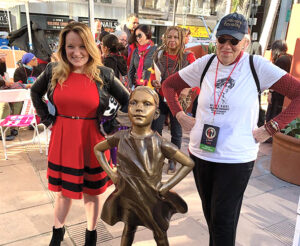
[178,25,211,38]
[46,17,69,30]
[78,18,118,32]
[0,11,9,27]
[248,18,257,26]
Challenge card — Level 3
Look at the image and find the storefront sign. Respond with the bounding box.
[178,25,211,38]
[0,12,9,27]
[78,17,118,32]
[46,17,69,30]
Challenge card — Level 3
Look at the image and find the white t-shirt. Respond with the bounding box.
[179,53,286,163]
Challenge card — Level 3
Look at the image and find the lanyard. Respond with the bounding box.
[213,56,241,118]
[166,54,178,77]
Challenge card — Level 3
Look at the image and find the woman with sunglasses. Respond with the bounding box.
[161,13,300,246]
[151,26,196,174]
[128,24,156,89]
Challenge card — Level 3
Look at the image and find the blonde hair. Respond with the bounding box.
[130,86,159,108]
[155,26,186,69]
[51,22,102,89]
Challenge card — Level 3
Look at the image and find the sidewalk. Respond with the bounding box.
[0,128,299,246]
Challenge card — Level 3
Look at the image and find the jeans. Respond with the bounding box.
[190,154,254,246]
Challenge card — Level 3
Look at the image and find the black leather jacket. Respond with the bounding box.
[31,62,129,130]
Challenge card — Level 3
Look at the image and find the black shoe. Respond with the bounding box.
[0,135,15,141]
[84,229,97,246]
[49,226,65,246]
[10,129,18,136]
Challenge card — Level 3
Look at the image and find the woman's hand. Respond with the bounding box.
[5,80,14,87]
[151,80,161,90]
[176,111,195,132]
[110,171,119,184]
[252,126,271,143]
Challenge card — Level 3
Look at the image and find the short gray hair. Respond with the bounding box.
[113,30,127,40]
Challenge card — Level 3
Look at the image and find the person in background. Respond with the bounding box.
[266,40,293,124]
[121,14,139,67]
[0,53,22,141]
[30,22,129,246]
[121,13,139,42]
[162,13,300,246]
[101,34,127,79]
[151,26,196,174]
[101,34,128,166]
[114,30,128,47]
[128,24,156,89]
[14,53,41,88]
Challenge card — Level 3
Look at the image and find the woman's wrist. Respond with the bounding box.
[264,119,280,136]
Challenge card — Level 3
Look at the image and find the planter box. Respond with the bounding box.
[271,132,300,185]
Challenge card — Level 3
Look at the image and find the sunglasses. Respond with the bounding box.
[217,36,240,46]
[136,33,143,39]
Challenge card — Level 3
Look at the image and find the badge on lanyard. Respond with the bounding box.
[200,124,220,152]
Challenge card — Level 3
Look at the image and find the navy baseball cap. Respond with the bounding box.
[216,13,248,40]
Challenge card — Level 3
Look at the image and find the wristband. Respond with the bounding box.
[264,120,280,136]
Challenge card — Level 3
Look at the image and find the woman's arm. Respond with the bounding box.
[127,49,137,88]
[108,72,130,112]
[162,72,190,116]
[94,140,118,183]
[30,63,55,127]
[253,73,300,142]
[162,72,195,131]
[270,73,300,128]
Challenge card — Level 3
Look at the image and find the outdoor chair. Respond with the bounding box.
[0,89,48,160]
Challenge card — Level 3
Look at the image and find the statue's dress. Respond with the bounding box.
[101,130,187,233]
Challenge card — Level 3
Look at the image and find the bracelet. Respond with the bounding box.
[264,120,280,136]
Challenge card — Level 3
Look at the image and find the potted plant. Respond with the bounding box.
[270,118,300,185]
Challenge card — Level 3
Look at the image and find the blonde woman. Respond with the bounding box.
[31,22,129,246]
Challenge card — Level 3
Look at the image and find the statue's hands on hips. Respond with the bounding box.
[156,182,168,197]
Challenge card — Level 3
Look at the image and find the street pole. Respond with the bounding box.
[88,0,95,40]
[25,1,33,51]
[172,0,178,26]
[259,0,280,55]
[134,0,139,15]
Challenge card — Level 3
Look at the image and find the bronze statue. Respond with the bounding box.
[94,86,195,246]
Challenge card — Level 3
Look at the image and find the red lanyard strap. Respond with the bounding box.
[213,56,241,116]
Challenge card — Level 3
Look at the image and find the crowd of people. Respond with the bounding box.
[0,11,300,246]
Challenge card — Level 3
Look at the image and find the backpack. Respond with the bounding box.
[191,54,265,127]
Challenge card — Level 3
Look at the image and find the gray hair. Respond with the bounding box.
[113,30,127,40]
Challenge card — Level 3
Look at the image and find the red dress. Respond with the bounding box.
[47,73,112,199]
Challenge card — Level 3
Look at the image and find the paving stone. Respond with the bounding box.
[0,163,50,214]
[243,186,300,228]
[0,204,54,245]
